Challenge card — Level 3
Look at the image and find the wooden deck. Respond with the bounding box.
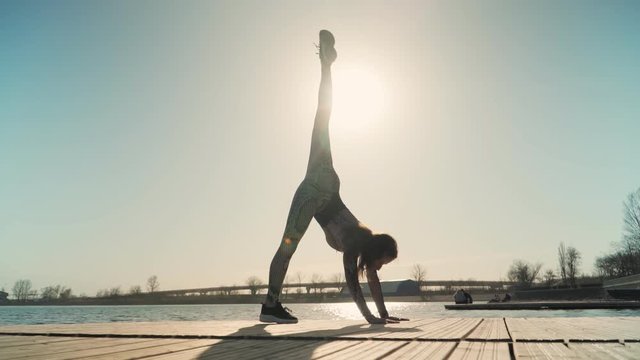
[445,301,640,310]
[0,317,639,359]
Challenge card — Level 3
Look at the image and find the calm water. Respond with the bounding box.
[1,302,639,325]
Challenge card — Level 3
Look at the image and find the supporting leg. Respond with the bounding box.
[265,184,318,306]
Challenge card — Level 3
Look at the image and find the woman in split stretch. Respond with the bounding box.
[260,30,409,325]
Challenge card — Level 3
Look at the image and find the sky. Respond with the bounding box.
[1,0,639,296]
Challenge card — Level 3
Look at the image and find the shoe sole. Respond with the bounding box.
[259,314,299,324]
[318,30,337,63]
[319,30,335,46]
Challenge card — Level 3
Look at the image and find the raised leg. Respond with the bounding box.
[306,30,336,175]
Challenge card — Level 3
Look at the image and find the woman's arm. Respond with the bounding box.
[367,268,409,322]
[343,252,384,323]
[366,269,388,318]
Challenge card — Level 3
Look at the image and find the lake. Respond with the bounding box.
[1,302,639,325]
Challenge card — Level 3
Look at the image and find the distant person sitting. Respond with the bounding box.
[464,289,473,304]
[502,293,512,302]
[453,289,472,304]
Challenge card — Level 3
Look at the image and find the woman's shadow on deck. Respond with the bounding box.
[196,322,419,360]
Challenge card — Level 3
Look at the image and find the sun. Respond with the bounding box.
[332,66,387,137]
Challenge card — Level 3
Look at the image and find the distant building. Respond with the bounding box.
[0,291,8,302]
[341,279,420,296]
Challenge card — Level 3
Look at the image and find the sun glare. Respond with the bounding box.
[332,67,387,136]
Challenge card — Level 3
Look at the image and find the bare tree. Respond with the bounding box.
[108,287,122,297]
[129,285,142,295]
[411,264,427,286]
[40,285,62,301]
[246,276,263,295]
[507,260,542,288]
[595,188,640,278]
[310,273,323,294]
[543,269,556,287]
[146,275,159,293]
[228,285,239,296]
[620,188,640,275]
[566,246,581,288]
[558,242,568,285]
[59,287,72,300]
[623,188,640,251]
[295,271,304,295]
[40,285,71,301]
[330,273,345,293]
[12,280,32,302]
[28,289,38,300]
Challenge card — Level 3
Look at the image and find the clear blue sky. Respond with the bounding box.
[1,0,639,296]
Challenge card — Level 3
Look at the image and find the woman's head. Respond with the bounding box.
[354,229,398,276]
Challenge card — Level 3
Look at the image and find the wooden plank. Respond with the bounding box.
[507,317,640,341]
[188,339,283,360]
[368,319,447,340]
[514,342,640,359]
[217,339,313,360]
[466,318,510,341]
[263,340,326,360]
[306,340,371,360]
[513,342,573,359]
[0,337,157,359]
[306,340,364,359]
[358,340,411,360]
[130,344,213,360]
[449,341,511,360]
[193,339,327,360]
[160,340,351,360]
[0,320,445,340]
[3,317,640,341]
[446,301,640,310]
[0,321,245,337]
[149,340,362,360]
[384,341,456,359]
[0,320,367,339]
[416,318,482,339]
[143,339,260,360]
[569,343,640,360]
[80,339,219,360]
[324,319,442,340]
[0,336,86,348]
[266,320,375,339]
[320,340,408,360]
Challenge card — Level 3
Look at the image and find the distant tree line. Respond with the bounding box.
[9,279,73,303]
[507,186,640,288]
[5,275,161,303]
[507,242,582,289]
[95,275,160,298]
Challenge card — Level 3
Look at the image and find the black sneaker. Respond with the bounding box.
[259,302,298,324]
[318,29,337,65]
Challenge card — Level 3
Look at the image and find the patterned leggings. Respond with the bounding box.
[265,63,335,305]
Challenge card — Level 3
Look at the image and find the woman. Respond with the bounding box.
[260,30,407,324]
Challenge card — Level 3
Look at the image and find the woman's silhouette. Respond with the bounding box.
[260,30,407,324]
